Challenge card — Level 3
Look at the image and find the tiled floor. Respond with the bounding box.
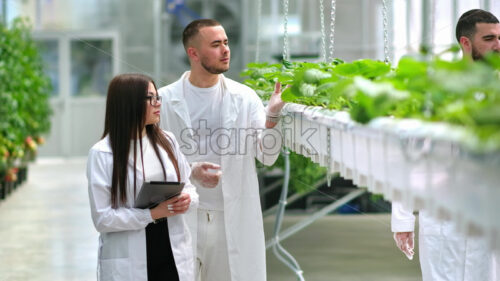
[0,158,421,281]
[0,158,97,281]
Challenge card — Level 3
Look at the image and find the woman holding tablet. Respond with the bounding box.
[87,73,198,281]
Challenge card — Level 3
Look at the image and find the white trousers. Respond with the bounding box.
[196,209,231,281]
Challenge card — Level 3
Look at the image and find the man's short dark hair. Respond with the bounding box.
[182,19,221,49]
[456,9,499,42]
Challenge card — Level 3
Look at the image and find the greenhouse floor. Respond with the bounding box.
[0,158,421,281]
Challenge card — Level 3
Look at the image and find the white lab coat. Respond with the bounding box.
[392,201,496,281]
[158,72,282,281]
[87,131,199,281]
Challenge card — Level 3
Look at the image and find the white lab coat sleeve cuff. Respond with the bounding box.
[143,209,154,221]
[251,97,282,166]
[391,201,415,233]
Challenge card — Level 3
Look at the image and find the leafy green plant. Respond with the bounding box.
[243,53,500,193]
[0,17,52,176]
[276,152,327,193]
[241,52,500,151]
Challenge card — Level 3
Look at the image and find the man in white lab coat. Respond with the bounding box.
[158,19,284,281]
[392,9,500,281]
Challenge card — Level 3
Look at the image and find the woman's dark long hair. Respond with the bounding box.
[102,73,180,208]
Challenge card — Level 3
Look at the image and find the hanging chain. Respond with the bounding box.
[319,0,327,62]
[382,0,390,63]
[282,0,290,61]
[255,0,262,62]
[328,0,336,62]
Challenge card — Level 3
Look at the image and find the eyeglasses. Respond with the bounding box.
[145,95,162,106]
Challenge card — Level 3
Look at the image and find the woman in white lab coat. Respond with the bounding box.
[87,73,198,281]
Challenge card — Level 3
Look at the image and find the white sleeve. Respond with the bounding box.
[87,148,153,233]
[391,201,416,233]
[249,93,282,166]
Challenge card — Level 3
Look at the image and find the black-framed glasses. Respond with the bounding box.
[145,95,162,106]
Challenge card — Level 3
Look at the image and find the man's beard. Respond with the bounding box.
[201,58,230,74]
[471,46,499,61]
[472,46,484,61]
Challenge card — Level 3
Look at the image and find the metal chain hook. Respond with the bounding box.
[328,0,336,62]
[320,0,327,62]
[282,0,290,61]
[382,0,390,63]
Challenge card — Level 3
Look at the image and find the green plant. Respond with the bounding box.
[242,52,500,193]
[241,52,500,152]
[272,152,327,193]
[0,17,52,175]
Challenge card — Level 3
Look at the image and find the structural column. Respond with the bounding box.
[421,0,432,56]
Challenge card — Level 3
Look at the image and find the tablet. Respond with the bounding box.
[134,181,185,209]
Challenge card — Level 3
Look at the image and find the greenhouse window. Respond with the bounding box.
[70,39,113,97]
[34,39,59,97]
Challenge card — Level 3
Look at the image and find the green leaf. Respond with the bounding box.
[302,68,331,84]
[334,59,390,79]
[281,87,297,102]
[299,83,317,97]
[396,56,427,78]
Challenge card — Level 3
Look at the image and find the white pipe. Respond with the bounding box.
[406,0,412,53]
[481,0,491,11]
[451,0,458,40]
[270,149,305,281]
[421,0,432,56]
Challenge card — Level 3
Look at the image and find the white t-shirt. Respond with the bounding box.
[184,78,224,211]
[135,135,178,183]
